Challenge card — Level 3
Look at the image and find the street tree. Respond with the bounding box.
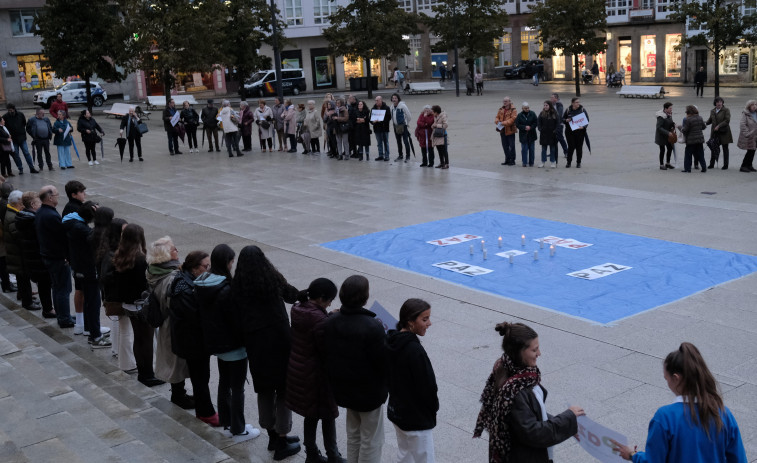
[118,0,226,105]
[669,0,757,97]
[425,0,509,76]
[324,0,419,98]
[34,0,126,111]
[528,0,607,96]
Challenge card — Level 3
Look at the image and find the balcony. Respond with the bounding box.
[629,7,655,23]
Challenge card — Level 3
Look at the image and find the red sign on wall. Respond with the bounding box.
[647,54,657,68]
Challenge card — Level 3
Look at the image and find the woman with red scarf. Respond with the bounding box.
[474,322,585,462]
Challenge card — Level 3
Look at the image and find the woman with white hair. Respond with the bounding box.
[303,101,322,154]
[146,236,193,409]
[219,100,243,158]
[240,101,255,152]
[255,99,275,152]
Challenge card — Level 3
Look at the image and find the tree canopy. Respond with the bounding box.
[669,0,757,96]
[528,0,607,96]
[324,0,419,98]
[34,0,126,111]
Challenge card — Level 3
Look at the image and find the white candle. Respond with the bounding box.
[470,244,474,255]
[521,234,526,246]
[483,249,487,260]
[498,237,503,248]
[534,250,539,260]
[539,239,544,249]
[481,240,485,251]
[550,244,555,257]
[509,254,514,264]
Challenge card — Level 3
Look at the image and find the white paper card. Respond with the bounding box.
[538,236,593,249]
[567,263,632,280]
[170,111,181,127]
[569,112,589,131]
[433,260,493,276]
[496,250,527,258]
[576,415,628,463]
[62,123,71,140]
[370,109,386,122]
[427,234,483,246]
[368,301,398,333]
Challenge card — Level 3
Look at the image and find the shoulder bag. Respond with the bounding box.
[433,127,445,138]
[667,130,677,144]
[137,122,149,134]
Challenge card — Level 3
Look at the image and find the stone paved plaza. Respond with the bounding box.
[1,79,756,462]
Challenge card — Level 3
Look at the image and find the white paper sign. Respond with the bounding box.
[496,250,527,258]
[576,415,628,463]
[368,301,398,333]
[569,112,589,131]
[170,111,181,127]
[433,260,493,276]
[567,263,632,280]
[538,236,593,249]
[62,123,71,140]
[427,234,482,246]
[370,109,386,122]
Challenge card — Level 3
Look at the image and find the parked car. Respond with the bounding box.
[33,81,108,108]
[241,69,306,98]
[504,60,545,79]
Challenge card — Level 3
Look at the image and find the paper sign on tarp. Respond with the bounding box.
[433,260,493,276]
[370,109,386,122]
[427,234,482,246]
[569,112,589,131]
[369,301,398,333]
[170,111,181,127]
[576,415,628,463]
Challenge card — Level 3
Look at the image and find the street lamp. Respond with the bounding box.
[270,0,283,100]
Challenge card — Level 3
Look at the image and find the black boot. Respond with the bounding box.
[274,436,301,461]
[305,447,327,463]
[722,152,729,169]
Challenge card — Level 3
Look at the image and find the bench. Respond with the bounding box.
[146,95,199,110]
[407,82,444,95]
[617,85,666,98]
[103,103,135,118]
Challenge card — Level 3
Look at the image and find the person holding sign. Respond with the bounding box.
[563,97,589,168]
[162,99,182,156]
[474,322,585,463]
[386,299,438,463]
[611,342,746,463]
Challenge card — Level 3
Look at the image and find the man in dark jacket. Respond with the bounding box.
[63,200,109,347]
[200,99,220,153]
[4,190,40,310]
[694,66,706,97]
[61,180,87,334]
[35,185,74,327]
[370,96,392,161]
[317,275,387,463]
[2,104,38,174]
[550,93,568,157]
[163,99,182,155]
[26,109,54,171]
[16,192,54,317]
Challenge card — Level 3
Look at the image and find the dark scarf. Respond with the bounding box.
[474,353,541,462]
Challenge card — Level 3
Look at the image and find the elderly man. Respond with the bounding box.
[4,190,41,311]
[35,185,74,328]
[26,109,54,171]
[495,96,518,166]
[15,192,55,318]
[370,96,392,161]
[2,104,39,174]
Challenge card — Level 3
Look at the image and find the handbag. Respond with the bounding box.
[395,124,405,135]
[137,122,149,134]
[667,130,677,144]
[676,127,686,144]
[433,127,445,138]
[339,122,351,133]
[0,139,12,153]
[104,301,125,317]
[261,120,271,130]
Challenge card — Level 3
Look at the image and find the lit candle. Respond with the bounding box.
[509,254,514,264]
[550,244,555,257]
[498,237,503,248]
[481,240,485,251]
[534,250,539,260]
[470,244,474,255]
[521,234,526,246]
[483,249,487,260]
[539,239,544,249]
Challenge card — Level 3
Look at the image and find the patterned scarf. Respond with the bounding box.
[473,353,541,463]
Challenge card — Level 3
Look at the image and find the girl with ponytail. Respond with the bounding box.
[611,342,746,462]
[474,321,585,462]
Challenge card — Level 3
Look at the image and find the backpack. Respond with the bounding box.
[397,71,404,81]
[395,106,406,125]
[133,290,165,328]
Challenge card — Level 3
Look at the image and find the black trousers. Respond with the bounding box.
[436,144,449,165]
[0,150,12,176]
[127,137,143,160]
[421,146,435,166]
[129,316,155,380]
[84,141,97,161]
[217,357,248,434]
[696,83,704,96]
[566,129,585,165]
[76,275,101,342]
[742,149,755,168]
[304,416,338,457]
[684,144,706,171]
[658,142,673,165]
[30,272,53,312]
[186,125,198,149]
[185,355,215,418]
[33,139,53,168]
[205,127,220,151]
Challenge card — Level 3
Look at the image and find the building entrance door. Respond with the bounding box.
[695,50,707,74]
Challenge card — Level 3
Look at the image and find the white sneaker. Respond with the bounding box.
[83,326,111,337]
[88,161,94,166]
[94,160,100,165]
[73,324,84,335]
[551,162,557,168]
[537,163,544,168]
[227,424,261,442]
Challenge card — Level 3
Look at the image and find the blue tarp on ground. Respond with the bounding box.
[321,210,757,324]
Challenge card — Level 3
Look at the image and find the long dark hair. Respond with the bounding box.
[210,244,235,279]
[296,278,337,304]
[232,245,287,304]
[96,217,126,266]
[91,206,114,255]
[664,342,724,437]
[540,100,556,119]
[397,298,430,330]
[495,322,538,368]
[113,223,146,272]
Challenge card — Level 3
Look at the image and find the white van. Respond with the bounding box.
[241,69,306,98]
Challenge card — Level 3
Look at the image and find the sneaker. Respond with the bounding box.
[551,162,556,168]
[89,335,112,348]
[230,424,261,439]
[83,326,111,336]
[73,324,84,335]
[94,160,100,165]
[88,161,94,166]
[537,163,544,168]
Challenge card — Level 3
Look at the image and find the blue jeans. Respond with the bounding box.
[500,132,515,164]
[56,145,72,168]
[167,133,179,153]
[12,140,35,171]
[44,258,72,324]
[541,144,557,163]
[375,131,390,159]
[521,141,535,166]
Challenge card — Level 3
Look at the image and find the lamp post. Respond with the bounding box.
[270,0,283,101]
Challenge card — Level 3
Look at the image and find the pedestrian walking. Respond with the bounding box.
[475,71,484,95]
[516,102,537,167]
[495,97,517,166]
[737,99,757,172]
[77,110,104,166]
[655,102,676,170]
[678,105,707,173]
[563,97,589,168]
[537,101,558,168]
[438,63,446,83]
[705,97,733,169]
[695,67,706,97]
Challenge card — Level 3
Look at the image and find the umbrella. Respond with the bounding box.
[201,127,205,147]
[706,137,720,166]
[99,138,105,159]
[176,123,186,143]
[71,139,80,160]
[116,137,127,162]
[584,133,592,154]
[409,136,416,158]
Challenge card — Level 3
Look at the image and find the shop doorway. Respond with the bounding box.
[619,39,632,74]
[695,50,707,74]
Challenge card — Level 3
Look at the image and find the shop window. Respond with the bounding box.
[640,35,656,78]
[619,39,632,73]
[285,0,303,26]
[17,55,54,91]
[665,34,682,77]
[719,47,739,75]
[10,9,40,37]
[311,49,336,88]
[343,59,382,80]
[313,0,335,24]
[281,50,303,69]
[552,49,566,79]
[398,0,413,11]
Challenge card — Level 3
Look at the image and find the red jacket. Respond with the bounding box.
[415,112,435,148]
[50,100,69,119]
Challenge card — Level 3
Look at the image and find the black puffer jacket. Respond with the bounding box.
[655,110,676,146]
[195,272,243,355]
[386,330,438,431]
[682,114,706,145]
[77,116,103,144]
[169,269,205,358]
[316,305,388,412]
[4,207,25,275]
[15,210,46,275]
[62,214,96,279]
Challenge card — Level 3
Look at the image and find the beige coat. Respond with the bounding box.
[737,110,757,150]
[255,105,275,139]
[150,269,189,384]
[431,111,448,147]
[303,108,322,138]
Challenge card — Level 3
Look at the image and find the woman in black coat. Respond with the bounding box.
[232,245,301,460]
[353,100,372,161]
[563,97,589,168]
[678,105,707,173]
[15,193,54,317]
[474,322,584,463]
[655,102,676,170]
[77,110,104,165]
[537,101,558,168]
[0,117,14,176]
[119,107,143,161]
[180,101,200,153]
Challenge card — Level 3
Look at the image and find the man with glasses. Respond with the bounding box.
[371,96,392,161]
[495,96,517,165]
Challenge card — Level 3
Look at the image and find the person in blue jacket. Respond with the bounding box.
[611,342,747,463]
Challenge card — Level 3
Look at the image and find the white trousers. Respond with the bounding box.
[346,406,385,463]
[116,316,136,371]
[394,425,435,463]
